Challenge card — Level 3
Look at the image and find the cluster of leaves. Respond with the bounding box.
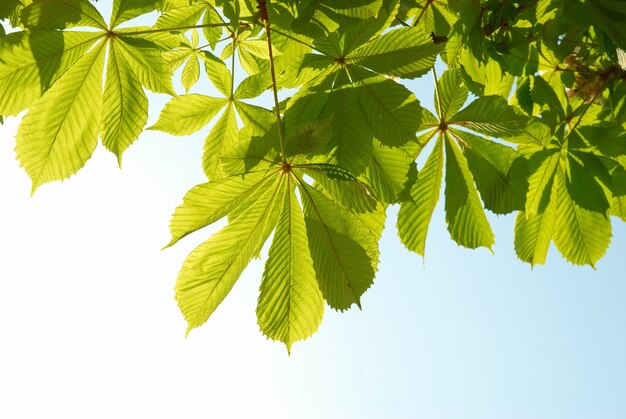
[1,0,625,351]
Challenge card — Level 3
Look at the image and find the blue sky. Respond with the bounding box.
[1,4,625,418]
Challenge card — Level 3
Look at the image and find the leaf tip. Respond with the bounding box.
[185,324,194,338]
[30,182,40,197]
[162,236,177,250]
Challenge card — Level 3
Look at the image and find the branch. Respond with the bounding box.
[259,0,287,162]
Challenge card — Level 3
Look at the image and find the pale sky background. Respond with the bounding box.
[1,5,626,418]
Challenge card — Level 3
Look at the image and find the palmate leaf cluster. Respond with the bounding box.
[1,0,625,351]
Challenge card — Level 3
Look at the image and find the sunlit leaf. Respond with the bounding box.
[15,42,106,193]
[257,181,324,352]
[300,183,378,311]
[444,134,495,250]
[176,174,284,334]
[398,135,444,256]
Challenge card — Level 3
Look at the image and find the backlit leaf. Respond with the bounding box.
[15,41,106,193]
[444,134,495,250]
[257,181,324,352]
[398,135,444,256]
[176,174,284,334]
[101,41,149,162]
[300,184,378,311]
[150,94,227,135]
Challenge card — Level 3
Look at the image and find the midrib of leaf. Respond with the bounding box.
[298,181,361,307]
[106,43,126,157]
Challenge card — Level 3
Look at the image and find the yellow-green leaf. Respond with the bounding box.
[553,169,612,267]
[444,134,495,249]
[15,41,106,193]
[257,180,324,352]
[175,174,284,334]
[398,135,444,256]
[300,184,378,311]
[101,41,148,162]
[150,94,227,135]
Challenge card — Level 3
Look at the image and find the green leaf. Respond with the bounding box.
[0,0,21,20]
[233,101,275,136]
[349,26,441,79]
[398,135,444,256]
[238,46,269,76]
[202,5,223,49]
[611,195,626,221]
[364,140,417,204]
[0,31,102,116]
[239,39,276,60]
[285,118,333,158]
[319,83,373,173]
[301,163,377,213]
[218,129,277,178]
[449,95,528,138]
[15,41,106,193]
[483,61,514,97]
[576,122,626,157]
[300,183,378,311]
[452,129,525,214]
[116,37,176,95]
[435,69,468,120]
[444,134,495,250]
[201,51,232,97]
[154,2,206,29]
[357,75,422,147]
[553,169,612,267]
[175,174,284,335]
[525,149,559,215]
[150,94,227,135]
[282,69,334,131]
[530,75,566,118]
[101,42,149,163]
[566,154,610,214]
[181,54,200,92]
[21,0,107,30]
[514,189,557,266]
[115,26,182,50]
[257,181,324,352]
[202,104,239,180]
[111,0,159,28]
[234,72,272,99]
[167,170,277,247]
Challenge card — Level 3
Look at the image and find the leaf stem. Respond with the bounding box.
[431,66,443,119]
[260,0,287,162]
[230,36,236,98]
[413,0,432,27]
